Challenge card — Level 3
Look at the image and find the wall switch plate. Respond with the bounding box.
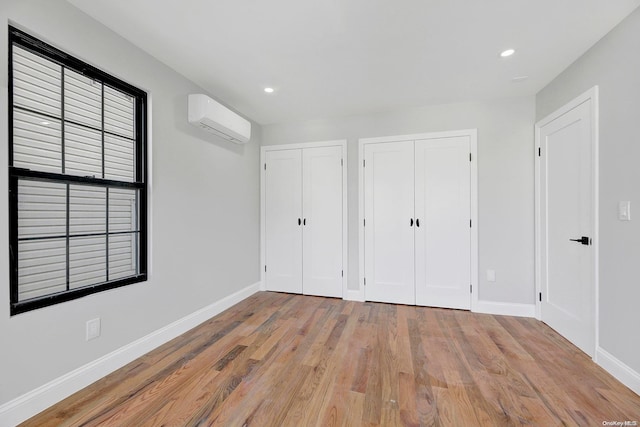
[486,269,496,282]
[86,318,101,341]
[618,201,631,221]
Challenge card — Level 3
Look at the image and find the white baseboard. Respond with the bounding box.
[596,347,640,396]
[0,282,261,427]
[473,300,536,318]
[344,289,365,302]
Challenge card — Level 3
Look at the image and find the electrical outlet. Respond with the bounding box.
[486,269,496,282]
[619,201,631,221]
[86,318,101,341]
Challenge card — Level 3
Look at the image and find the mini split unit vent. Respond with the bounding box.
[188,94,251,144]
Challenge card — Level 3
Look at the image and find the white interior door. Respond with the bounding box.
[364,141,415,305]
[302,146,343,298]
[415,137,471,309]
[264,149,303,293]
[539,99,595,357]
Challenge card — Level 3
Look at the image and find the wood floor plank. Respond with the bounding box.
[206,324,305,425]
[295,313,358,427]
[20,292,640,427]
[500,315,640,424]
[83,326,254,425]
[396,305,416,377]
[448,310,530,425]
[210,297,339,425]
[407,316,438,425]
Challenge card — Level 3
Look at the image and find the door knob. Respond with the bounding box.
[410,218,414,227]
[416,218,420,228]
[569,236,591,245]
[298,218,301,226]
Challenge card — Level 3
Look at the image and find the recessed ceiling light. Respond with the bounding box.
[512,76,529,83]
[264,87,274,93]
[40,121,50,125]
[500,49,515,58]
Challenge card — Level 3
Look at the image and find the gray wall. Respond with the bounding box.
[537,7,640,374]
[262,96,536,305]
[0,0,260,404]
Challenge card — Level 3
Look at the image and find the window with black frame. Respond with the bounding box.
[8,26,148,315]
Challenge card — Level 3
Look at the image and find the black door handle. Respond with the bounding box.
[298,218,301,226]
[410,218,414,227]
[569,236,591,245]
[303,218,306,226]
[416,218,420,228]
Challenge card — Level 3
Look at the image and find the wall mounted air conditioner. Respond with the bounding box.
[188,94,251,144]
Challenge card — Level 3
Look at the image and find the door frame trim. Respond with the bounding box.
[260,140,348,298]
[534,86,599,356]
[358,129,478,309]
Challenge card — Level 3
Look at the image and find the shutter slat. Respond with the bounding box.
[104,106,133,123]
[104,87,132,106]
[104,107,133,124]
[13,47,61,118]
[105,150,134,164]
[104,120,134,138]
[109,239,133,249]
[13,110,62,173]
[65,148,103,162]
[65,96,102,117]
[64,69,102,129]
[13,96,60,117]
[105,134,134,181]
[19,283,66,301]
[15,136,62,154]
[104,136,133,148]
[14,73,60,98]
[14,47,60,73]
[105,168,133,181]
[71,255,106,269]
[69,236,106,289]
[105,86,134,139]
[19,261,67,278]
[104,152,133,165]
[65,124,102,177]
[109,190,136,232]
[105,159,134,171]
[69,186,105,235]
[20,253,66,268]
[14,153,61,172]
[103,142,133,157]
[14,80,61,109]
[105,169,133,181]
[109,233,136,279]
[18,238,66,301]
[19,210,66,220]
[70,273,106,289]
[70,243,105,255]
[18,181,67,238]
[13,61,59,87]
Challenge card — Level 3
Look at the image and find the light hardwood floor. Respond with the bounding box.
[22,292,640,426]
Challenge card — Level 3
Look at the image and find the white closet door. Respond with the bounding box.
[264,149,303,293]
[302,146,343,298]
[415,137,471,309]
[364,141,415,305]
[539,99,594,357]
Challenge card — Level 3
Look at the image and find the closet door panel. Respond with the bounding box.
[415,137,471,309]
[264,149,303,293]
[364,141,415,305]
[302,146,343,297]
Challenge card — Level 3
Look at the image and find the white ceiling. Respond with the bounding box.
[67,0,640,125]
